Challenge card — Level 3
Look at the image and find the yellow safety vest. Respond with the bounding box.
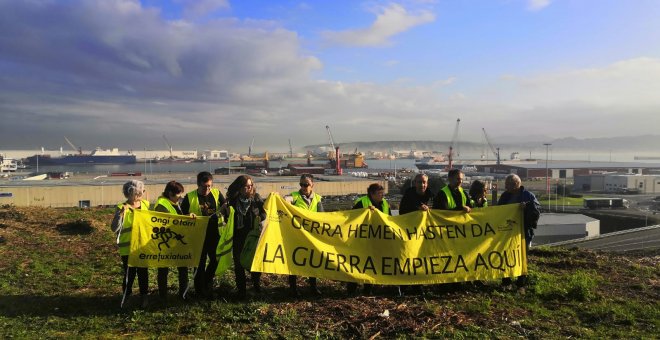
[441,185,467,210]
[156,196,178,214]
[187,188,224,227]
[354,195,390,215]
[215,206,235,275]
[291,191,322,212]
[116,199,150,256]
[470,198,488,208]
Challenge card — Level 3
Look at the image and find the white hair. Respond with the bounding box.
[122,180,145,199]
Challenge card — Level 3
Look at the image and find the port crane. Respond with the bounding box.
[288,139,293,158]
[162,135,173,159]
[64,136,82,155]
[447,118,461,170]
[325,125,342,175]
[248,136,255,157]
[482,128,501,165]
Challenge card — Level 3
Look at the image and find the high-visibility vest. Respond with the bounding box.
[470,198,488,208]
[186,188,220,215]
[354,195,390,215]
[156,196,179,214]
[116,199,150,256]
[440,185,467,210]
[215,206,235,275]
[186,188,224,226]
[291,191,321,212]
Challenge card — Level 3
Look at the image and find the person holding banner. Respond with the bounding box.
[154,181,190,300]
[285,174,323,297]
[498,174,541,287]
[226,175,266,299]
[110,180,150,308]
[433,169,472,213]
[498,174,540,250]
[181,171,226,299]
[399,173,433,214]
[348,183,391,296]
[469,180,488,208]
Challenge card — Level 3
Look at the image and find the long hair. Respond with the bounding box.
[469,180,486,199]
[226,175,256,204]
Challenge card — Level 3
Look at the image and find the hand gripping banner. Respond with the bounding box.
[128,210,208,268]
[252,193,527,285]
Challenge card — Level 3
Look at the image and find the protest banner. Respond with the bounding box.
[252,194,526,285]
[128,210,208,268]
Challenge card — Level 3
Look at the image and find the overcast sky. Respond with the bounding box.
[1,0,659,152]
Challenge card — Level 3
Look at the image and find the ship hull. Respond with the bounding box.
[26,155,137,165]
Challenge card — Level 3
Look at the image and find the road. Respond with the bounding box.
[546,225,660,252]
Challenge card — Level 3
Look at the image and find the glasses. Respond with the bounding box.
[300,183,311,187]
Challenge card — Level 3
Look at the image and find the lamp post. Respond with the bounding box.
[544,143,552,211]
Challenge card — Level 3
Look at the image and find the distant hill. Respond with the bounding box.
[304,135,660,153]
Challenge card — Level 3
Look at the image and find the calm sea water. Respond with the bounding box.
[21,159,418,175]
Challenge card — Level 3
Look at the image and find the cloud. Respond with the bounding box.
[178,0,230,19]
[527,0,552,11]
[321,3,435,47]
[0,1,658,152]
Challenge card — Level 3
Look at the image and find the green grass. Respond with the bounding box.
[0,206,658,338]
[538,195,589,208]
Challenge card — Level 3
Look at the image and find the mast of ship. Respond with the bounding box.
[447,118,460,170]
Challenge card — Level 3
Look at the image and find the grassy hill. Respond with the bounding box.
[0,205,658,338]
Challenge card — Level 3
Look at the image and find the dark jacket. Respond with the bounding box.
[498,186,541,230]
[399,187,433,214]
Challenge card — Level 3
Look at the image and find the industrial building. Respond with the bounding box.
[534,213,600,245]
[574,174,660,193]
[476,161,660,180]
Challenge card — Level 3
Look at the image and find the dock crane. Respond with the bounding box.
[325,125,342,175]
[162,135,173,159]
[447,118,461,170]
[64,136,82,155]
[288,139,293,158]
[482,128,501,165]
[248,136,255,157]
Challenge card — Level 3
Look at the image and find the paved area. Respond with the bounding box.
[546,225,660,252]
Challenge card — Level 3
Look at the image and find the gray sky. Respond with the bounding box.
[1,1,659,152]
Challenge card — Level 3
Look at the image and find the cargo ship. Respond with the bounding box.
[25,148,136,165]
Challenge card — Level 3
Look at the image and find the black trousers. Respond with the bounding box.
[194,223,220,294]
[233,226,261,293]
[121,255,148,296]
[157,267,188,297]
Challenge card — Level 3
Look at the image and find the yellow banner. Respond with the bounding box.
[252,194,526,285]
[128,210,208,268]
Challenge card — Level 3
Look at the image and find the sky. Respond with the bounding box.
[1,0,660,153]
